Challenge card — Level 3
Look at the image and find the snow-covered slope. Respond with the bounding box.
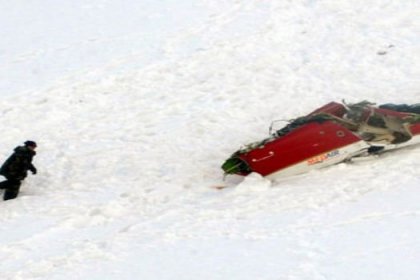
[0,1,419,279]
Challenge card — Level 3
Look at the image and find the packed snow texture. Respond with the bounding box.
[0,1,419,279]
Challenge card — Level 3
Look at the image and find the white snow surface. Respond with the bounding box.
[1,1,419,279]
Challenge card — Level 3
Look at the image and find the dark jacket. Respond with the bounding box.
[0,146,36,180]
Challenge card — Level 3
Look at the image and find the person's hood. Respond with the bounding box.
[14,146,36,155]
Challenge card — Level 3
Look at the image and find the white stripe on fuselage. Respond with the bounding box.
[266,141,370,179]
[265,135,420,180]
[371,134,420,151]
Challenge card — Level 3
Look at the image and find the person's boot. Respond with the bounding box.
[3,188,19,200]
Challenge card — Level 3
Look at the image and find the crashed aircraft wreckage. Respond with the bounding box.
[222,101,420,179]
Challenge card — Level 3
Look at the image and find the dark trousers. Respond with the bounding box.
[0,178,22,200]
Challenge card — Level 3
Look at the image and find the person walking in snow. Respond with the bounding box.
[0,141,37,200]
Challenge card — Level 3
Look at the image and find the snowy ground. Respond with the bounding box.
[0,1,419,279]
